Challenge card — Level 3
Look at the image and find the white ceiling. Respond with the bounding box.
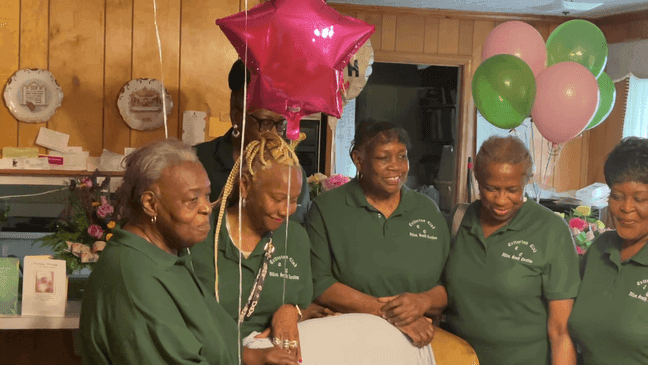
[331,0,648,18]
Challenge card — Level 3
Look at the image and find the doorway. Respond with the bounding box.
[355,62,459,212]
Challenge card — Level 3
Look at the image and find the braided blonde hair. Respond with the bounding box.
[212,132,300,300]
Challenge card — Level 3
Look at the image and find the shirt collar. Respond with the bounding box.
[216,213,272,263]
[344,178,416,214]
[604,233,648,266]
[461,199,533,232]
[110,228,190,270]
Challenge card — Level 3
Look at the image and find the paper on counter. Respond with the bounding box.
[98,149,125,171]
[10,157,50,170]
[182,111,207,145]
[50,150,89,171]
[2,147,39,158]
[0,159,13,169]
[35,127,69,153]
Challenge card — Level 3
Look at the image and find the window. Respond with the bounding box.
[623,75,648,138]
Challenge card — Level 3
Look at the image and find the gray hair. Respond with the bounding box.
[115,138,200,222]
[474,135,533,184]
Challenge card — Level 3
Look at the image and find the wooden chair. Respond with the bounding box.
[430,326,479,365]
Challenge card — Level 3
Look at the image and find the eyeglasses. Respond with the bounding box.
[246,113,287,134]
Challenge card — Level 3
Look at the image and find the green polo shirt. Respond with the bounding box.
[306,178,450,300]
[194,130,310,223]
[444,199,580,365]
[80,229,238,365]
[191,213,313,338]
[569,231,648,364]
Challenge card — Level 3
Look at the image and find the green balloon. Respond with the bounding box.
[587,72,616,130]
[546,19,608,78]
[472,54,536,129]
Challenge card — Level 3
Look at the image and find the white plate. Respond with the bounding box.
[3,69,64,123]
[117,78,173,131]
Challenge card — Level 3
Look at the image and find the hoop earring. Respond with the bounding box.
[232,125,241,138]
[151,215,157,224]
[242,198,246,208]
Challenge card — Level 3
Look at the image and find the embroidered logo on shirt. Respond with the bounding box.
[629,279,648,303]
[408,219,437,240]
[268,255,300,280]
[500,240,537,264]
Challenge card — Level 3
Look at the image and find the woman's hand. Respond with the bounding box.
[270,304,302,361]
[302,302,338,319]
[378,292,432,327]
[395,316,435,348]
[242,347,300,365]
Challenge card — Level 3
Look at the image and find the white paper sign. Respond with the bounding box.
[21,256,67,317]
[182,111,207,146]
[35,127,70,153]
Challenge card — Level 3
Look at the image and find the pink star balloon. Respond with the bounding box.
[217,0,375,140]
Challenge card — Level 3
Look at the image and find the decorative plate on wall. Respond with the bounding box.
[117,78,173,131]
[3,69,64,123]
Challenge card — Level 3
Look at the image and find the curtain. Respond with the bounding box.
[623,75,648,138]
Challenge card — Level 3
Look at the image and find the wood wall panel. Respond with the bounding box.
[131,0,181,148]
[180,0,239,130]
[0,0,20,152]
[48,0,105,156]
[104,0,133,155]
[395,15,425,53]
[381,14,397,51]
[438,18,460,54]
[471,20,494,77]
[359,13,382,52]
[458,20,474,56]
[19,0,49,153]
[423,17,439,54]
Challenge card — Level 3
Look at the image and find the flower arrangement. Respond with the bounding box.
[37,173,117,273]
[557,205,609,255]
[307,173,351,200]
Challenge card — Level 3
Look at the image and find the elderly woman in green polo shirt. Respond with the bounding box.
[569,137,648,364]
[443,135,580,365]
[307,120,450,348]
[192,132,311,363]
[80,139,296,365]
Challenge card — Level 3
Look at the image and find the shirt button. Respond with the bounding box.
[378,214,382,218]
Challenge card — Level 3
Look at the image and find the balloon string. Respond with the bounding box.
[530,120,540,202]
[237,2,248,364]
[152,0,168,139]
[282,165,291,305]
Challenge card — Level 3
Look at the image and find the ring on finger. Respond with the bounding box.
[272,337,282,346]
[283,339,291,349]
[288,340,299,348]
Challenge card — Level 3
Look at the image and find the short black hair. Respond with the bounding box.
[604,136,648,186]
[228,59,250,92]
[349,119,411,160]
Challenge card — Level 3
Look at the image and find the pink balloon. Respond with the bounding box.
[217,0,374,140]
[531,62,599,144]
[482,21,547,77]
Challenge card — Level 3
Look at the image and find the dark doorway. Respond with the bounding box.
[355,62,459,211]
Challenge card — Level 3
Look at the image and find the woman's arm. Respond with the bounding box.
[378,285,448,326]
[547,299,576,365]
[315,282,383,315]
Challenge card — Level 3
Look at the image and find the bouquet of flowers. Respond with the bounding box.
[558,205,609,255]
[307,173,351,200]
[37,173,117,273]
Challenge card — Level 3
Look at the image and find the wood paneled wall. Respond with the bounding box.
[0,0,254,157]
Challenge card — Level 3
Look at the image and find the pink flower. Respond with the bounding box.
[87,224,104,239]
[82,177,93,188]
[97,203,114,218]
[576,246,586,255]
[568,217,588,231]
[322,174,351,192]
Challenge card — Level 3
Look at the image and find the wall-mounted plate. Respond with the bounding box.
[117,78,173,131]
[3,69,64,123]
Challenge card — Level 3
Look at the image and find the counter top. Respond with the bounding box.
[0,301,81,330]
